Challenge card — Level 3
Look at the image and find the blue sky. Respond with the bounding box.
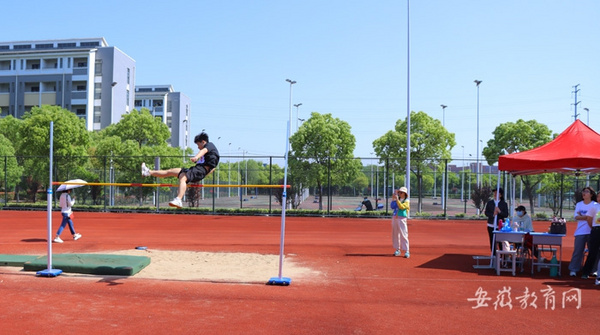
[5,0,600,163]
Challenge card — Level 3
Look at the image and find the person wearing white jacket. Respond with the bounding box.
[53,189,82,243]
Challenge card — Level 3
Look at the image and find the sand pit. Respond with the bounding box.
[101,249,318,283]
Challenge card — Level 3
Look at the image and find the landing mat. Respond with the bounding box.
[22,253,151,276]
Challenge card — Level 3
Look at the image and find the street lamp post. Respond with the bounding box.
[216,137,221,198]
[228,142,231,197]
[440,104,447,212]
[474,80,482,189]
[294,103,302,132]
[237,147,242,205]
[370,153,375,198]
[461,145,465,212]
[479,139,483,182]
[584,108,590,125]
[182,119,188,163]
[440,104,447,126]
[468,154,472,199]
[433,165,437,199]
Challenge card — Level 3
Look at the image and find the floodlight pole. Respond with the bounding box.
[440,104,447,214]
[474,80,482,216]
[294,103,302,132]
[405,0,411,195]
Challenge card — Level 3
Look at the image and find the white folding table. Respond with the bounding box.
[529,232,565,277]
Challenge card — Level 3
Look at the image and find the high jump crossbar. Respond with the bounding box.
[52,181,289,188]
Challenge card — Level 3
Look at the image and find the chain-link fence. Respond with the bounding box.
[0,155,592,218]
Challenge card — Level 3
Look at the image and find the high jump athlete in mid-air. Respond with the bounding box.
[141,132,220,208]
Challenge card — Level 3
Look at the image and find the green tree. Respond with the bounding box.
[354,172,369,196]
[0,116,25,199]
[0,115,23,145]
[373,111,456,212]
[0,134,24,199]
[17,106,90,202]
[482,119,554,215]
[101,108,171,148]
[93,108,183,205]
[289,112,361,210]
[538,174,565,217]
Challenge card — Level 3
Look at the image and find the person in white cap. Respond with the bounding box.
[390,186,410,258]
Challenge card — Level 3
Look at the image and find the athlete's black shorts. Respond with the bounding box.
[179,165,211,183]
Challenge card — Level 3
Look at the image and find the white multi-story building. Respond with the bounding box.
[134,85,190,149]
[0,38,135,131]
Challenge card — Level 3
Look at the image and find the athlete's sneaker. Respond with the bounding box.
[595,278,600,286]
[570,271,577,277]
[169,197,183,208]
[394,249,401,257]
[404,251,410,259]
[53,237,63,243]
[73,233,82,240]
[141,162,151,177]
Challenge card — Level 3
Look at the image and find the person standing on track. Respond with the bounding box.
[141,132,220,208]
[391,187,410,258]
[484,187,508,254]
[569,187,596,277]
[53,188,82,243]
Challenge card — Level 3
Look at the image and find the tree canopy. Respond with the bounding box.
[101,108,171,148]
[289,112,361,209]
[373,111,455,212]
[482,119,554,214]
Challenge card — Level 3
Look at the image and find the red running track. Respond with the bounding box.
[0,211,597,334]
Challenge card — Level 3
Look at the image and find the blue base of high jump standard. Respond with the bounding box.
[267,276,291,286]
[36,268,63,277]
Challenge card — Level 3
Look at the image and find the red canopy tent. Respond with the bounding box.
[498,120,600,175]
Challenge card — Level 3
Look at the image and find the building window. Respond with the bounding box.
[95,60,102,76]
[35,43,53,49]
[135,100,142,107]
[31,86,40,92]
[94,83,101,99]
[74,58,87,68]
[58,42,76,48]
[14,44,32,50]
[80,41,100,47]
[127,68,130,84]
[94,106,101,123]
[126,90,129,106]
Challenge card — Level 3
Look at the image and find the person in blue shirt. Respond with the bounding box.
[391,187,410,258]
